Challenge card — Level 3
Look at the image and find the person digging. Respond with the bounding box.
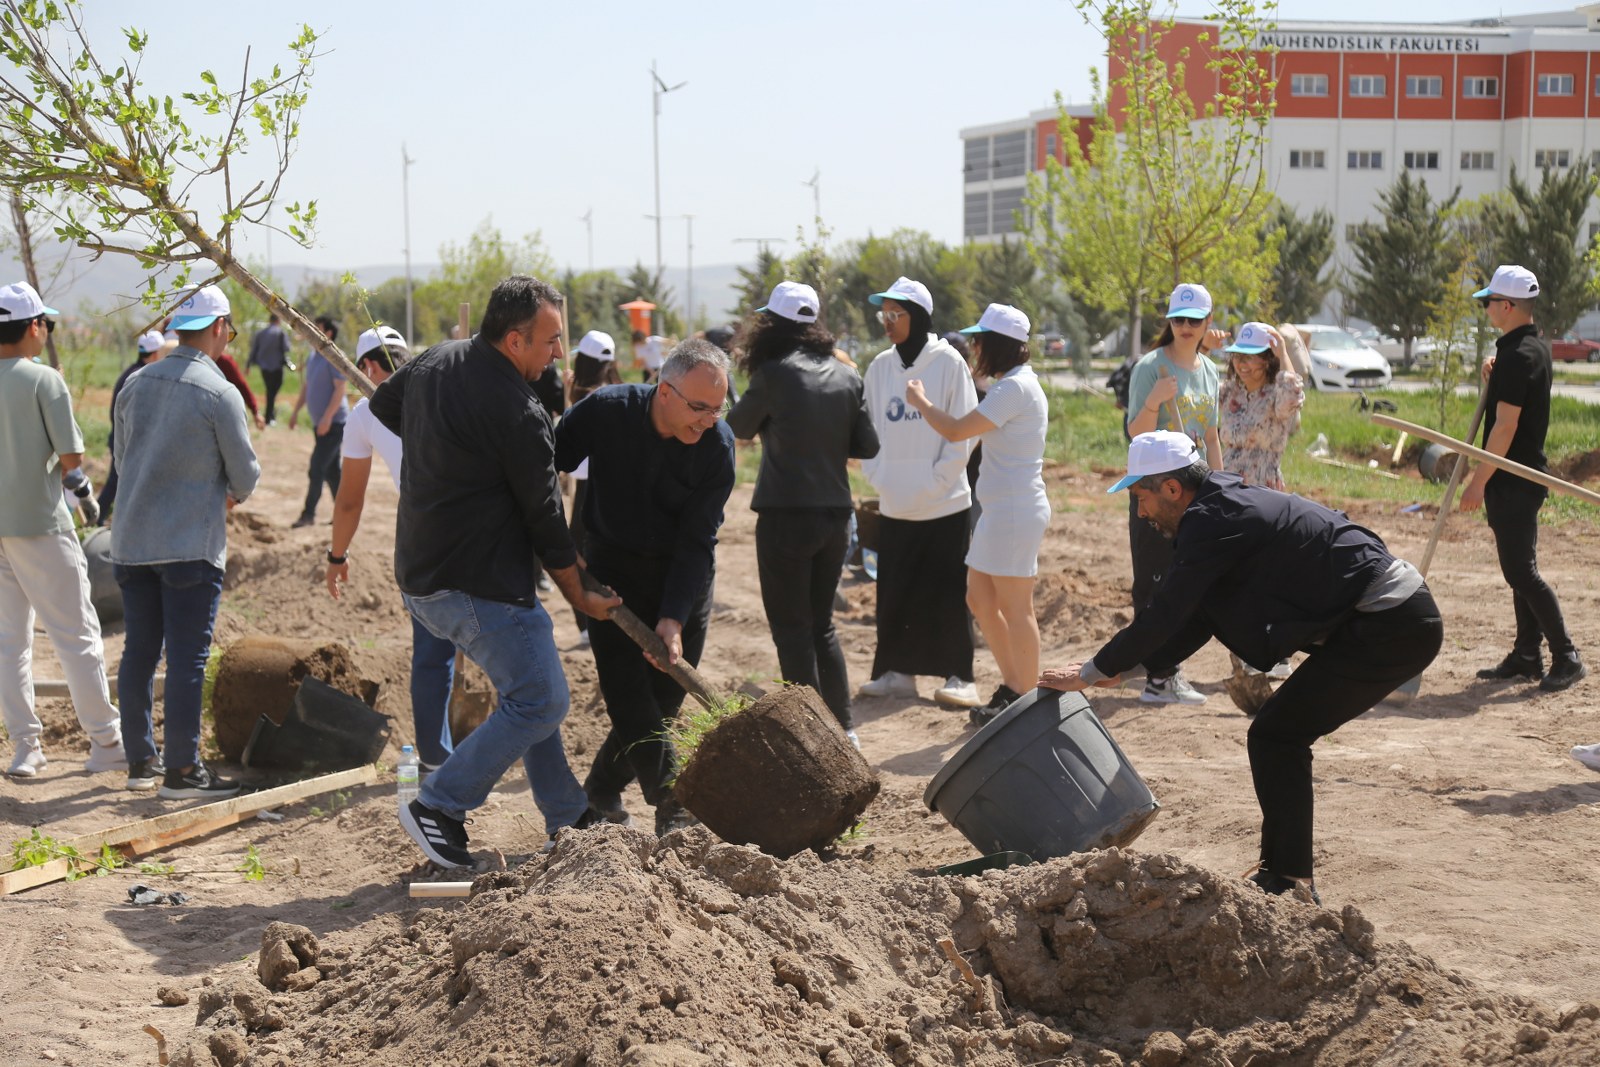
[1039,431,1443,903]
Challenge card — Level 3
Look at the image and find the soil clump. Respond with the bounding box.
[209,636,379,762]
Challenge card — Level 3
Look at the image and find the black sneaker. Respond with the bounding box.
[968,685,1021,729]
[126,756,165,791]
[290,513,315,529]
[399,798,472,868]
[1476,652,1544,681]
[1540,653,1587,693]
[1248,868,1322,906]
[157,762,240,800]
[591,792,632,827]
[544,806,605,853]
[654,801,697,837]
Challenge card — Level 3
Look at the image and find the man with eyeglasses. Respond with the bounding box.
[555,339,736,835]
[0,281,129,778]
[111,284,260,797]
[1459,265,1585,693]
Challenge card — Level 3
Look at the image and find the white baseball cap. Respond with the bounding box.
[575,330,616,361]
[757,281,820,324]
[1225,321,1274,355]
[1165,283,1213,320]
[868,276,933,315]
[1473,265,1539,300]
[959,303,1030,343]
[1107,431,1201,493]
[356,326,408,361]
[169,285,231,330]
[136,330,165,354]
[0,280,58,322]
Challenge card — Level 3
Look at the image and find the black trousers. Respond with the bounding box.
[1128,495,1179,677]
[584,544,711,809]
[872,509,974,682]
[756,508,853,729]
[1247,586,1443,878]
[260,368,284,423]
[569,478,590,635]
[1484,478,1574,659]
[300,421,344,520]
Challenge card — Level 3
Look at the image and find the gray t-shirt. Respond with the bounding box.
[248,323,290,372]
[303,351,348,426]
[974,364,1049,507]
[0,357,82,537]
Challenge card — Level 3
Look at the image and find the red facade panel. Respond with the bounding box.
[1033,116,1095,169]
[1396,56,1454,120]
[1532,51,1587,117]
[1504,52,1531,118]
[1275,52,1341,118]
[1457,53,1505,121]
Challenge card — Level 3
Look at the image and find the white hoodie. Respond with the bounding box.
[861,334,977,520]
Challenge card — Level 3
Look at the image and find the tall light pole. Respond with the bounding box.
[645,213,695,331]
[402,143,415,344]
[650,61,687,281]
[579,207,594,273]
[803,168,821,223]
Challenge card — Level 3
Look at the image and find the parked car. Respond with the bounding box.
[1292,325,1394,391]
[1550,335,1600,363]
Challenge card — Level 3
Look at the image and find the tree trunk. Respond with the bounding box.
[11,194,63,371]
[1127,305,1143,362]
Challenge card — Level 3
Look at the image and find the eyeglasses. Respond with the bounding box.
[662,379,727,418]
[224,317,238,344]
[876,309,905,326]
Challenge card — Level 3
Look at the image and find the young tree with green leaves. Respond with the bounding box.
[1025,0,1279,359]
[0,3,368,388]
[1344,171,1459,367]
[1498,162,1598,338]
[1263,201,1335,323]
[1422,258,1481,434]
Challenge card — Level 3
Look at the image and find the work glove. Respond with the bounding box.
[64,469,100,526]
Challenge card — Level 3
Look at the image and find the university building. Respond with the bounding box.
[961,6,1600,318]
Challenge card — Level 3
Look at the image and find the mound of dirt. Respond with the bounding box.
[174,831,1599,1067]
[210,636,380,762]
[1033,565,1131,646]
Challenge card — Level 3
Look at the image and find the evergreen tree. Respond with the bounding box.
[1344,171,1459,366]
[732,247,786,320]
[1263,201,1335,323]
[1499,162,1598,338]
[624,263,682,336]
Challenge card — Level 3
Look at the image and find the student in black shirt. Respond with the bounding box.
[1460,265,1584,693]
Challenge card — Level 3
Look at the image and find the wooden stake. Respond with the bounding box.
[458,302,470,341]
[579,570,718,709]
[408,881,474,898]
[1371,413,1600,507]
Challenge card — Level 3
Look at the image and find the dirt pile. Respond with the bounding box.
[1033,565,1131,646]
[170,831,1599,1067]
[209,636,380,762]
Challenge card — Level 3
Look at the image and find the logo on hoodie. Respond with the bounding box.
[885,397,923,423]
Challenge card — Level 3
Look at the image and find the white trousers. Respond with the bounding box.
[0,530,121,748]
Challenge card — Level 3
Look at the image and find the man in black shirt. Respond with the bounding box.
[1460,265,1584,693]
[555,339,736,835]
[370,275,619,869]
[1041,431,1443,902]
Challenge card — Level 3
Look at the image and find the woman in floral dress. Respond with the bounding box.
[1220,321,1304,490]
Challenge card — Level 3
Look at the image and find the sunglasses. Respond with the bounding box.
[876,309,906,326]
[32,314,55,335]
[1167,317,1204,328]
[662,379,727,418]
[1477,296,1509,309]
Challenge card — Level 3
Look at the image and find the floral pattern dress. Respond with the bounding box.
[1219,370,1304,490]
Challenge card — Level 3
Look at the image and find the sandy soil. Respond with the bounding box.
[2,420,1598,1065]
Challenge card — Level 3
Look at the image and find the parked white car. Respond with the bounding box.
[1292,325,1394,391]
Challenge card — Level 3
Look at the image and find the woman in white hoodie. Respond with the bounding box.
[858,277,981,708]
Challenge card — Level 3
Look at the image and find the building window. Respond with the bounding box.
[1534,149,1571,169]
[992,186,1028,235]
[1290,73,1329,96]
[1403,151,1440,170]
[1405,76,1442,98]
[1537,73,1575,96]
[1347,150,1383,170]
[1344,223,1364,241]
[964,136,989,179]
[1349,75,1387,98]
[1461,151,1495,171]
[1045,133,1057,161]
[964,192,989,239]
[1288,149,1326,169]
[1463,76,1499,99]
[991,130,1028,180]
[1591,150,1600,168]
[1590,223,1600,245]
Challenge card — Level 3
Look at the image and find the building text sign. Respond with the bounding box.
[1256,32,1488,54]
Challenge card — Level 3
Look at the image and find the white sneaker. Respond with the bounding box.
[858,671,916,698]
[845,729,861,751]
[1266,659,1293,681]
[85,737,128,773]
[576,630,591,649]
[933,677,982,708]
[1573,743,1600,773]
[1141,673,1208,705]
[8,741,47,778]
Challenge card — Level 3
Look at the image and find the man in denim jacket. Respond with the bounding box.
[111,285,260,798]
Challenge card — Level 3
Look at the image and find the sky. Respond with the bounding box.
[73,0,1573,280]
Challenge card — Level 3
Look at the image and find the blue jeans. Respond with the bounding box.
[115,559,224,769]
[409,610,456,766]
[403,589,586,832]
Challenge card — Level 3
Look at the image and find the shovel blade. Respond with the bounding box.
[1381,674,1422,708]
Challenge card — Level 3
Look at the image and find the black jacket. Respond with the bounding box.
[1095,472,1394,673]
[725,350,879,510]
[369,337,575,605]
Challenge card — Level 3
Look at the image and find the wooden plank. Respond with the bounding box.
[1370,414,1600,507]
[0,858,76,895]
[409,881,474,898]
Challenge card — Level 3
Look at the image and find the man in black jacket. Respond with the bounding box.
[555,339,736,835]
[370,275,618,869]
[1041,431,1443,902]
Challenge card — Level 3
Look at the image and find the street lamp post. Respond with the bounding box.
[580,207,594,273]
[650,61,687,281]
[645,212,695,331]
[402,143,415,344]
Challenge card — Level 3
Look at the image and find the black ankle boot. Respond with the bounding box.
[1476,652,1544,681]
[1540,653,1587,693]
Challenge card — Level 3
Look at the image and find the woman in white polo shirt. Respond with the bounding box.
[324,327,456,770]
[907,303,1049,725]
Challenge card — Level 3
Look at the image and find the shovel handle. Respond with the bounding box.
[1415,388,1491,578]
[579,570,721,709]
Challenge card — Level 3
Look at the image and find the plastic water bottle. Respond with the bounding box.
[396,745,420,811]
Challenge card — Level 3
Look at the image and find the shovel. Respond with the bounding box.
[1382,387,1490,707]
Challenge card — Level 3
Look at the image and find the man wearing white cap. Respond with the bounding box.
[112,284,260,798]
[95,329,167,524]
[0,281,126,777]
[1459,265,1584,693]
[1041,431,1443,902]
[325,327,458,774]
[566,329,624,648]
[858,276,981,708]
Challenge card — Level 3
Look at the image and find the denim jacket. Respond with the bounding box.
[110,346,260,570]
